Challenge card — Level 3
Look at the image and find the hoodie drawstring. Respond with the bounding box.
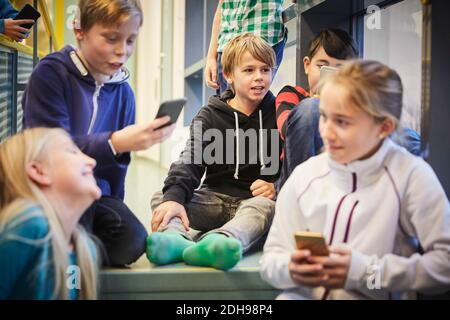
[88,82,103,134]
[234,112,240,180]
[233,110,266,180]
[259,110,266,170]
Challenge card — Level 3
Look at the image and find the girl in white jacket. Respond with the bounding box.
[260,60,450,299]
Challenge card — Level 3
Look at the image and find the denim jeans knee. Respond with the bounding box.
[276,98,322,191]
[211,196,275,252]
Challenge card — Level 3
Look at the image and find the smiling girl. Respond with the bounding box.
[261,60,450,299]
[0,128,101,299]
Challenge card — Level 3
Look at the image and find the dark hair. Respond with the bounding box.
[308,28,358,60]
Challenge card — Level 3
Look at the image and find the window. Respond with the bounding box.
[0,49,13,142]
[363,0,422,132]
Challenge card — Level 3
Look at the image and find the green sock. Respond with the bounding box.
[182,233,242,270]
[146,232,194,265]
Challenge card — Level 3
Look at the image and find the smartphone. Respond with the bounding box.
[13,4,41,29]
[294,231,329,256]
[154,98,187,130]
[282,3,297,23]
[320,66,338,81]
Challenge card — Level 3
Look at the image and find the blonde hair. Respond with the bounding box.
[323,60,403,126]
[78,0,143,31]
[221,33,276,77]
[0,128,98,300]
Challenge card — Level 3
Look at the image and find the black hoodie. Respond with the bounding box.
[162,90,282,205]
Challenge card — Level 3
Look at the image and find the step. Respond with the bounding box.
[100,251,280,300]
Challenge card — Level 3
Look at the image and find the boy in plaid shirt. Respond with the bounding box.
[205,0,290,93]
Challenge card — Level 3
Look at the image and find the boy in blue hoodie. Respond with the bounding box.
[148,33,282,270]
[22,0,174,266]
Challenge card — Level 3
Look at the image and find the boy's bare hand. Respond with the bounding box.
[289,249,327,287]
[3,19,34,42]
[110,116,175,153]
[205,57,219,89]
[151,201,190,232]
[250,179,275,199]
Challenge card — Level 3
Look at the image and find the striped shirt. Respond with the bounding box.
[275,85,309,141]
[218,0,285,52]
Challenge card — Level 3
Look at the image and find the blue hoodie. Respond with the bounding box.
[0,0,18,34]
[22,45,136,199]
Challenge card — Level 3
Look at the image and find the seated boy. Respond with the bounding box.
[148,33,282,270]
[22,0,174,266]
[275,28,422,191]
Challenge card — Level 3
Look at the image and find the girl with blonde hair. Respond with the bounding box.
[0,128,100,299]
[261,60,450,299]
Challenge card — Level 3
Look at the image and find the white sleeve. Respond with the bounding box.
[260,170,311,291]
[345,162,450,296]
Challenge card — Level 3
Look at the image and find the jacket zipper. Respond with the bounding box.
[88,83,103,134]
[322,173,358,300]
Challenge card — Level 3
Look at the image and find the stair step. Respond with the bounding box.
[100,252,279,300]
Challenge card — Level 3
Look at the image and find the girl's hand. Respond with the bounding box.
[307,246,352,289]
[289,250,327,287]
[250,179,275,199]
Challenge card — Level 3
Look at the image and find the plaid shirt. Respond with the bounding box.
[218,0,285,52]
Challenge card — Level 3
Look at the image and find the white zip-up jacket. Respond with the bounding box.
[261,139,450,299]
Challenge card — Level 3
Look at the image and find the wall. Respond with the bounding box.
[125,0,186,228]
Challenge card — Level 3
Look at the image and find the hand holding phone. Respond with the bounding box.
[289,232,329,287]
[13,4,41,29]
[154,98,187,130]
[294,231,329,256]
[110,117,175,154]
[3,19,34,41]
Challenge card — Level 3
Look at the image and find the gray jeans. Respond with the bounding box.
[151,189,275,253]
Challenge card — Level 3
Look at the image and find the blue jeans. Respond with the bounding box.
[79,196,148,266]
[216,32,288,95]
[151,189,275,253]
[275,98,423,192]
[275,98,323,192]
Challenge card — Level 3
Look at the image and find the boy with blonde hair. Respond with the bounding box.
[148,33,282,270]
[22,0,174,266]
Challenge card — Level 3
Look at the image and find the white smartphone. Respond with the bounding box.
[294,231,329,256]
[320,66,338,81]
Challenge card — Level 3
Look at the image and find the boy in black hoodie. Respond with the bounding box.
[148,34,282,270]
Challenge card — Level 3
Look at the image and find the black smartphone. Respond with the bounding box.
[154,98,187,130]
[13,4,41,29]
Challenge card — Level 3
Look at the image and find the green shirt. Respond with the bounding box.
[0,205,96,300]
[218,0,285,52]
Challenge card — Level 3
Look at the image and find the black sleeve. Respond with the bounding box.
[161,109,211,205]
